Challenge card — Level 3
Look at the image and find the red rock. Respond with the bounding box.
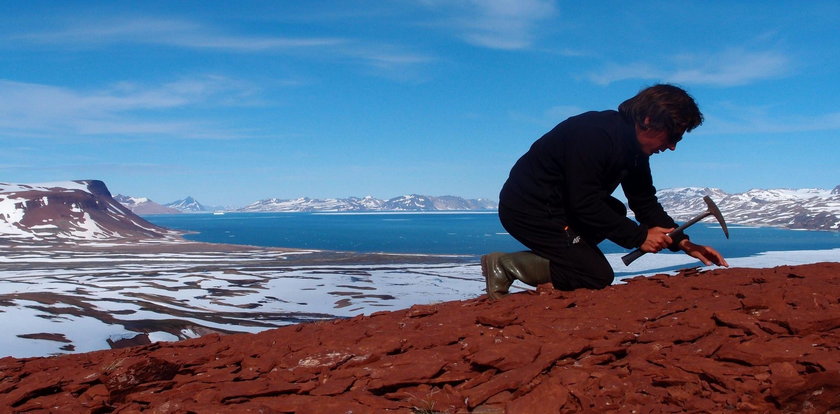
[102,356,180,402]
[506,376,570,413]
[769,362,807,400]
[800,348,840,373]
[715,337,815,366]
[406,303,439,318]
[468,339,540,372]
[364,347,451,391]
[78,383,109,406]
[475,311,518,328]
[713,309,771,337]
[1,262,839,412]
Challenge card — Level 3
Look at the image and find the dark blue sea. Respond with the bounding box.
[144,212,840,259]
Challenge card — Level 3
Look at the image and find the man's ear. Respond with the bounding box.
[641,116,651,130]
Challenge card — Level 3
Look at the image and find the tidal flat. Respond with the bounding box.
[0,241,479,358]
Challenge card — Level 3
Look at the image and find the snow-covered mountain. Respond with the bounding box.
[383,195,498,211]
[114,194,181,215]
[236,186,840,231]
[0,181,182,244]
[165,196,209,213]
[238,194,498,213]
[656,186,840,231]
[239,196,378,212]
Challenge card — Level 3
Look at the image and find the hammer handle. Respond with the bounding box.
[621,227,686,265]
[621,249,646,266]
[621,212,710,266]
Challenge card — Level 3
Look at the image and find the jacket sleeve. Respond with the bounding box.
[621,157,688,250]
[560,130,647,249]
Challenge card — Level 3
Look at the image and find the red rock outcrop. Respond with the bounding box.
[1,263,838,413]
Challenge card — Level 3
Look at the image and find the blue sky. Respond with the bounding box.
[1,1,838,207]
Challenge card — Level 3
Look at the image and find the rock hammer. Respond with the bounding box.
[622,196,729,266]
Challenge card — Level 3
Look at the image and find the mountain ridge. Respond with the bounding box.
[656,186,840,231]
[113,194,181,215]
[165,196,212,213]
[0,180,182,244]
[118,185,840,231]
[4,181,838,239]
[237,194,499,213]
[225,186,840,231]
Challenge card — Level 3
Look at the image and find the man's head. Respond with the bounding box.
[618,84,703,155]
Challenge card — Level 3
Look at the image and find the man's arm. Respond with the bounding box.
[560,130,647,248]
[621,157,687,250]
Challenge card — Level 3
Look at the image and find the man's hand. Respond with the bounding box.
[641,226,674,253]
[679,239,729,267]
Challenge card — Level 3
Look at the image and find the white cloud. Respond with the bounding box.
[12,16,433,72]
[587,62,661,86]
[702,103,840,135]
[421,0,557,50]
[0,76,258,139]
[16,17,346,51]
[588,49,792,87]
[669,50,791,86]
[338,43,436,72]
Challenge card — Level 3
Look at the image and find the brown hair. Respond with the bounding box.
[618,84,703,134]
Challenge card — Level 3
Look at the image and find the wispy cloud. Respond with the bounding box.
[588,49,792,87]
[0,76,258,139]
[15,17,346,51]
[703,103,840,135]
[421,0,557,50]
[11,16,434,72]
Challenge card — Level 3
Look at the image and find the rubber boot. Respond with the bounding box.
[499,251,550,287]
[481,252,511,300]
[481,251,550,300]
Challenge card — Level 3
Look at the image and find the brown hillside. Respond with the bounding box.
[1,263,838,413]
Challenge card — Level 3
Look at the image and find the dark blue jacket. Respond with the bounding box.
[499,110,684,249]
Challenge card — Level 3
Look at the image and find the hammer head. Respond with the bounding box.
[703,196,729,239]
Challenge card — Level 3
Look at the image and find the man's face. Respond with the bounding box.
[635,119,682,156]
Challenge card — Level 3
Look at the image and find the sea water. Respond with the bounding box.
[145,212,840,260]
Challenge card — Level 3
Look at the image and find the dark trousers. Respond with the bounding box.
[499,205,614,290]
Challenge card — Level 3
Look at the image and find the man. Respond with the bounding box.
[483,84,728,299]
